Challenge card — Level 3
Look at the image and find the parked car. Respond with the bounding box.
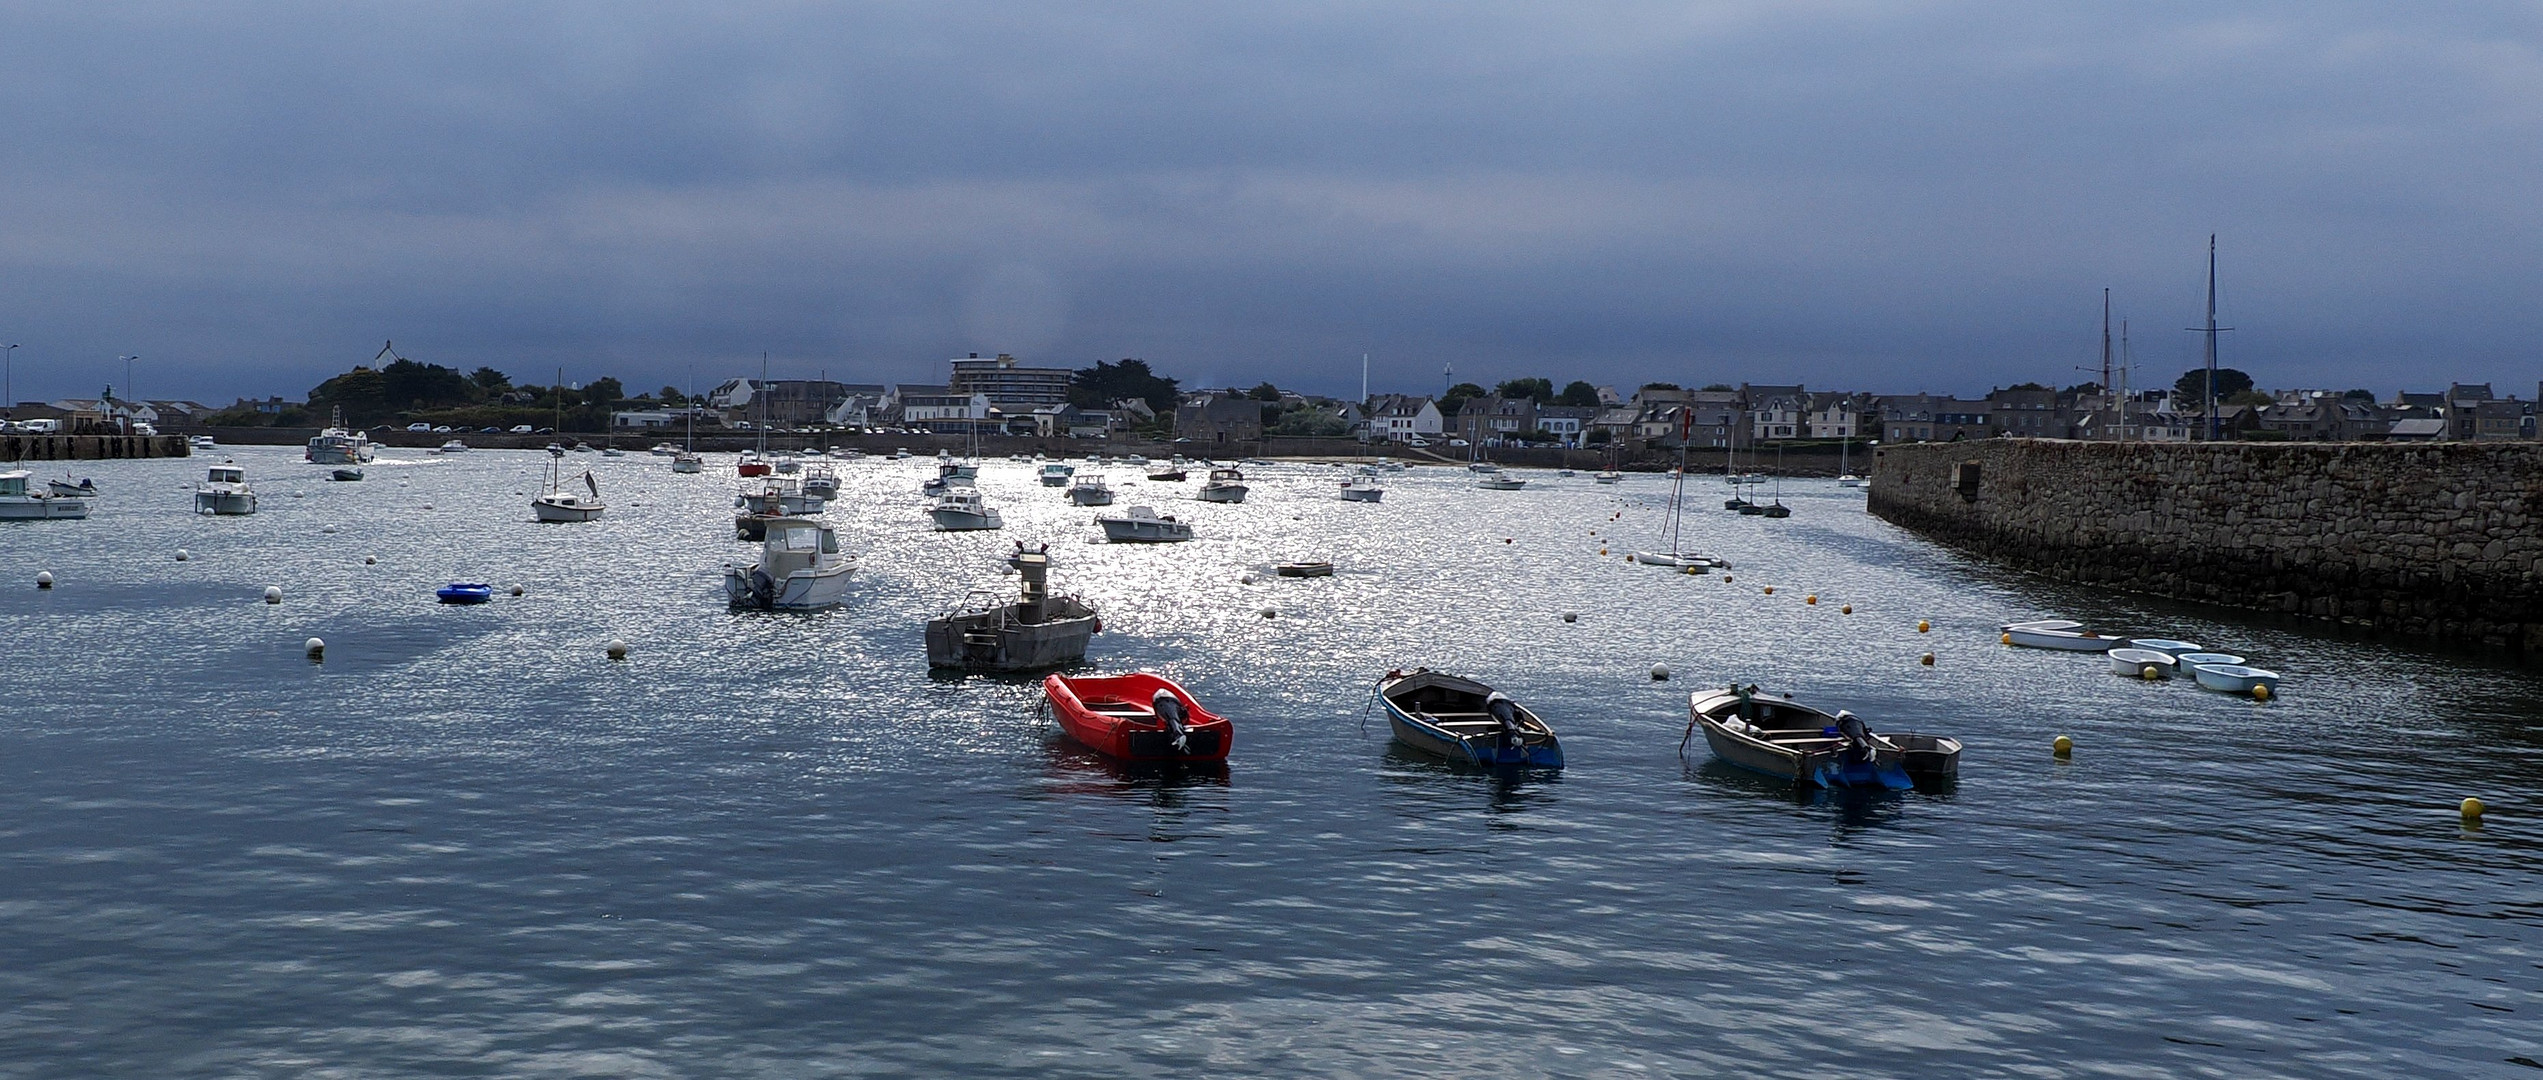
[1448,438,1470,447]
[510,424,534,433]
[479,426,502,433]
[130,422,157,436]
[1404,437,1430,448]
[432,425,453,433]
[407,422,432,432]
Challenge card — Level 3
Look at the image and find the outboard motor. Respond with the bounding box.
[1833,709,1876,765]
[747,568,777,609]
[1486,692,1525,758]
[1152,689,1191,754]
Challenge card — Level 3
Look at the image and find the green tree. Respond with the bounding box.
[1071,358,1181,414]
[470,367,512,394]
[1586,428,1612,445]
[1557,381,1601,407]
[584,377,624,405]
[2342,388,2377,403]
[1439,381,1489,419]
[2004,381,2051,392]
[1247,382,1283,402]
[1645,382,1685,393]
[309,367,389,426]
[1270,409,1349,436]
[658,386,685,405]
[1495,377,1554,402]
[2176,367,2254,402]
[1698,383,1731,392]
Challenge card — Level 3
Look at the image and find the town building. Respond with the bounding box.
[1368,395,1445,443]
[1535,405,1600,447]
[1456,396,1539,445]
[1743,384,1806,441]
[948,353,1074,412]
[1174,393,1267,447]
[897,385,993,432]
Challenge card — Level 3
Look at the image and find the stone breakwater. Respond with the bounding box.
[1,434,190,462]
[1868,439,2543,651]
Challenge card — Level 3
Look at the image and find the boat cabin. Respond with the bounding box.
[760,518,840,578]
[0,471,28,497]
[205,465,245,485]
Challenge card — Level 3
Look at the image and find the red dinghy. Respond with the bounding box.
[1041,672,1232,762]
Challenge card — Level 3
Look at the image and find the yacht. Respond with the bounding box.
[929,488,1004,531]
[532,454,605,522]
[725,517,857,610]
[1097,505,1193,543]
[0,471,92,519]
[188,434,218,451]
[672,450,705,474]
[649,443,681,456]
[1195,467,1249,503]
[800,461,841,500]
[1038,462,1076,487]
[194,463,257,515]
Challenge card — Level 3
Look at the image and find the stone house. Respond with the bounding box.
[1456,395,1539,445]
[1174,394,1267,447]
[1986,387,2065,439]
[1535,405,1599,446]
[1743,384,1805,441]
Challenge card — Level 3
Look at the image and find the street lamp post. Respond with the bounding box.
[2,344,17,418]
[116,355,140,431]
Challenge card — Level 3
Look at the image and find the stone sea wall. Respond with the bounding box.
[1,434,190,462]
[1867,439,2543,651]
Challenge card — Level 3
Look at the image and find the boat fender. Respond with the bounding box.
[1091,618,1103,634]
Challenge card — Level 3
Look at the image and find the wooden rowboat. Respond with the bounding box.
[1685,686,1959,788]
[1274,561,1334,577]
[2004,625,2118,651]
[1041,672,1231,762]
[1377,669,1562,768]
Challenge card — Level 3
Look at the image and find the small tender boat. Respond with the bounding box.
[1377,669,1563,768]
[1038,463,1076,487]
[1630,551,1723,569]
[1097,505,1192,543]
[725,516,857,610]
[929,488,1004,531]
[1195,467,1248,503]
[1594,470,1623,484]
[1686,686,1959,789]
[890,448,911,460]
[47,477,97,497]
[2172,652,2245,670]
[770,453,801,474]
[0,471,92,519]
[671,451,705,474]
[736,450,772,477]
[925,544,1100,671]
[1146,466,1188,482]
[1338,476,1384,502]
[1836,474,1864,487]
[1067,473,1115,506]
[1274,560,1334,577]
[189,434,218,451]
[649,443,681,456]
[2004,625,2118,651]
[1475,474,1527,491]
[2126,638,2203,654]
[2190,664,2282,696]
[572,441,595,453]
[436,439,469,454]
[329,468,364,482]
[194,463,257,515]
[2001,618,2083,632]
[1041,672,1232,762]
[2106,647,2178,678]
[436,583,495,604]
[600,446,625,458]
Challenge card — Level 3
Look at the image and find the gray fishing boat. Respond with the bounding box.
[1376,669,1563,768]
[1685,685,1958,788]
[924,544,1101,672]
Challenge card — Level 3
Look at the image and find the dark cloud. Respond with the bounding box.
[3,2,2540,403]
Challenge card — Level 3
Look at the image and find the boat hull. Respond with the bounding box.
[1098,520,1191,542]
[2190,664,2280,696]
[925,607,1098,671]
[724,562,856,610]
[2005,627,2117,651]
[0,497,91,519]
[2106,648,2177,678]
[930,508,1003,531]
[1631,551,1718,569]
[1338,485,1383,502]
[1195,484,1247,503]
[1042,672,1232,762]
[194,491,256,515]
[532,496,605,523]
[1686,690,1920,789]
[436,584,494,605]
[1068,488,1115,506]
[1377,671,1563,769]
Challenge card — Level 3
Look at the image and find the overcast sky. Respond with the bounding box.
[3,2,2539,405]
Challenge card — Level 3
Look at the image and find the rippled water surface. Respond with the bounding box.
[2,447,2537,1077]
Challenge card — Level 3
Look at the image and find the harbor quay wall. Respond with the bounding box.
[1867,439,2543,651]
[1,434,190,463]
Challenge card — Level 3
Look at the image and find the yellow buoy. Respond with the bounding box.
[2000,633,2012,645]
[1919,653,1935,666]
[1840,605,1853,615]
[2462,797,2485,823]
[2141,665,2160,680]
[2053,735,2073,757]
[1600,548,1609,555]
[1805,595,1818,605]
[2251,684,2272,701]
[1917,620,1931,633]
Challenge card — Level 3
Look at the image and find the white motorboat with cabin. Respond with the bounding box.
[1195,467,1248,503]
[800,461,841,500]
[1097,505,1193,543]
[189,434,218,451]
[929,488,1004,531]
[1594,470,1623,484]
[724,517,857,610]
[0,471,92,519]
[436,439,469,454]
[1039,463,1076,487]
[305,407,376,464]
[1067,473,1115,506]
[649,443,681,456]
[735,476,824,516]
[194,463,257,515]
[1338,475,1384,502]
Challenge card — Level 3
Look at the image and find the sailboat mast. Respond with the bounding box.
[2100,288,2113,394]
[2184,235,2231,441]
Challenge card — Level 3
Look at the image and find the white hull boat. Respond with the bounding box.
[194,464,257,515]
[2127,638,2204,654]
[436,440,469,454]
[1039,464,1076,487]
[1339,477,1384,502]
[930,489,1004,531]
[1098,505,1193,543]
[1836,475,1864,487]
[1196,467,1248,503]
[1476,476,1527,490]
[671,452,705,474]
[0,471,92,519]
[1067,475,1115,506]
[1630,551,1723,570]
[2172,652,2245,670]
[2004,625,2118,651]
[725,517,857,609]
[534,461,606,522]
[2001,618,2083,633]
[2191,664,2281,696]
[800,463,841,500]
[2106,648,2178,678]
[1594,471,1623,484]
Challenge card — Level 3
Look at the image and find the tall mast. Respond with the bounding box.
[2117,320,2132,441]
[2185,235,2232,440]
[2100,288,2113,395]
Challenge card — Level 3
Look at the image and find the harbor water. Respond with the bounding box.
[2,449,2537,1076]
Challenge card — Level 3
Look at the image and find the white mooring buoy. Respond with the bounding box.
[263,585,282,604]
[305,637,325,660]
[36,570,55,589]
[606,639,629,660]
[1650,663,1670,681]
[175,549,190,562]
